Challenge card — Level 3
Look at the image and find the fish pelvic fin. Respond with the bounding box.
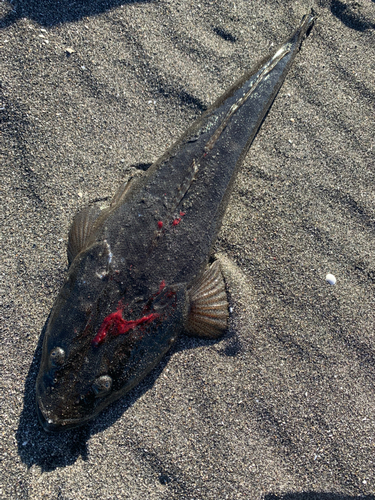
[185,260,229,339]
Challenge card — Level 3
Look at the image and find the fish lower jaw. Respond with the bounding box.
[36,398,89,432]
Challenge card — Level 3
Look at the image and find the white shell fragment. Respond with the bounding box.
[326,273,336,285]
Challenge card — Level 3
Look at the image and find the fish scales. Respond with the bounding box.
[103,42,297,287]
[36,12,315,431]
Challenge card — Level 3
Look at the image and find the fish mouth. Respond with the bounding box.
[36,397,89,432]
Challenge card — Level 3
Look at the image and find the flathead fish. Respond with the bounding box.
[36,13,315,431]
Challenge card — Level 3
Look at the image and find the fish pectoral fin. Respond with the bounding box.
[67,204,103,266]
[185,260,229,339]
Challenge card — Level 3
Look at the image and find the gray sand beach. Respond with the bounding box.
[1,0,375,498]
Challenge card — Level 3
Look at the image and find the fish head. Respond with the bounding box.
[36,242,187,431]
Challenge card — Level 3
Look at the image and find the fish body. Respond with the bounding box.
[36,13,314,431]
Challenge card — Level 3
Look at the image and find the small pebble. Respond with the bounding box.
[326,273,336,285]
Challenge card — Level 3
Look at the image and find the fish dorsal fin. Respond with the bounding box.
[67,205,103,266]
[185,260,229,338]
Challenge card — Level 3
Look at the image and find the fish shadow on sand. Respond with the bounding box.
[265,493,375,500]
[330,0,375,32]
[0,0,153,28]
[16,314,241,471]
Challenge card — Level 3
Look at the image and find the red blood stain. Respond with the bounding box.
[92,308,159,346]
[142,280,167,314]
[157,221,163,229]
[166,289,176,300]
[172,211,186,226]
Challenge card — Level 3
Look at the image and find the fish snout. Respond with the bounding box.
[36,402,63,432]
[36,395,91,432]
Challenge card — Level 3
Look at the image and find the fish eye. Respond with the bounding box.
[92,375,112,397]
[49,347,65,368]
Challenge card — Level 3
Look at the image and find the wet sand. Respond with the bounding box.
[1,0,375,498]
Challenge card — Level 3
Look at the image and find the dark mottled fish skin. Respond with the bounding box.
[36,13,315,431]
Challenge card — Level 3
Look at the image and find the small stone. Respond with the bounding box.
[66,47,75,55]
